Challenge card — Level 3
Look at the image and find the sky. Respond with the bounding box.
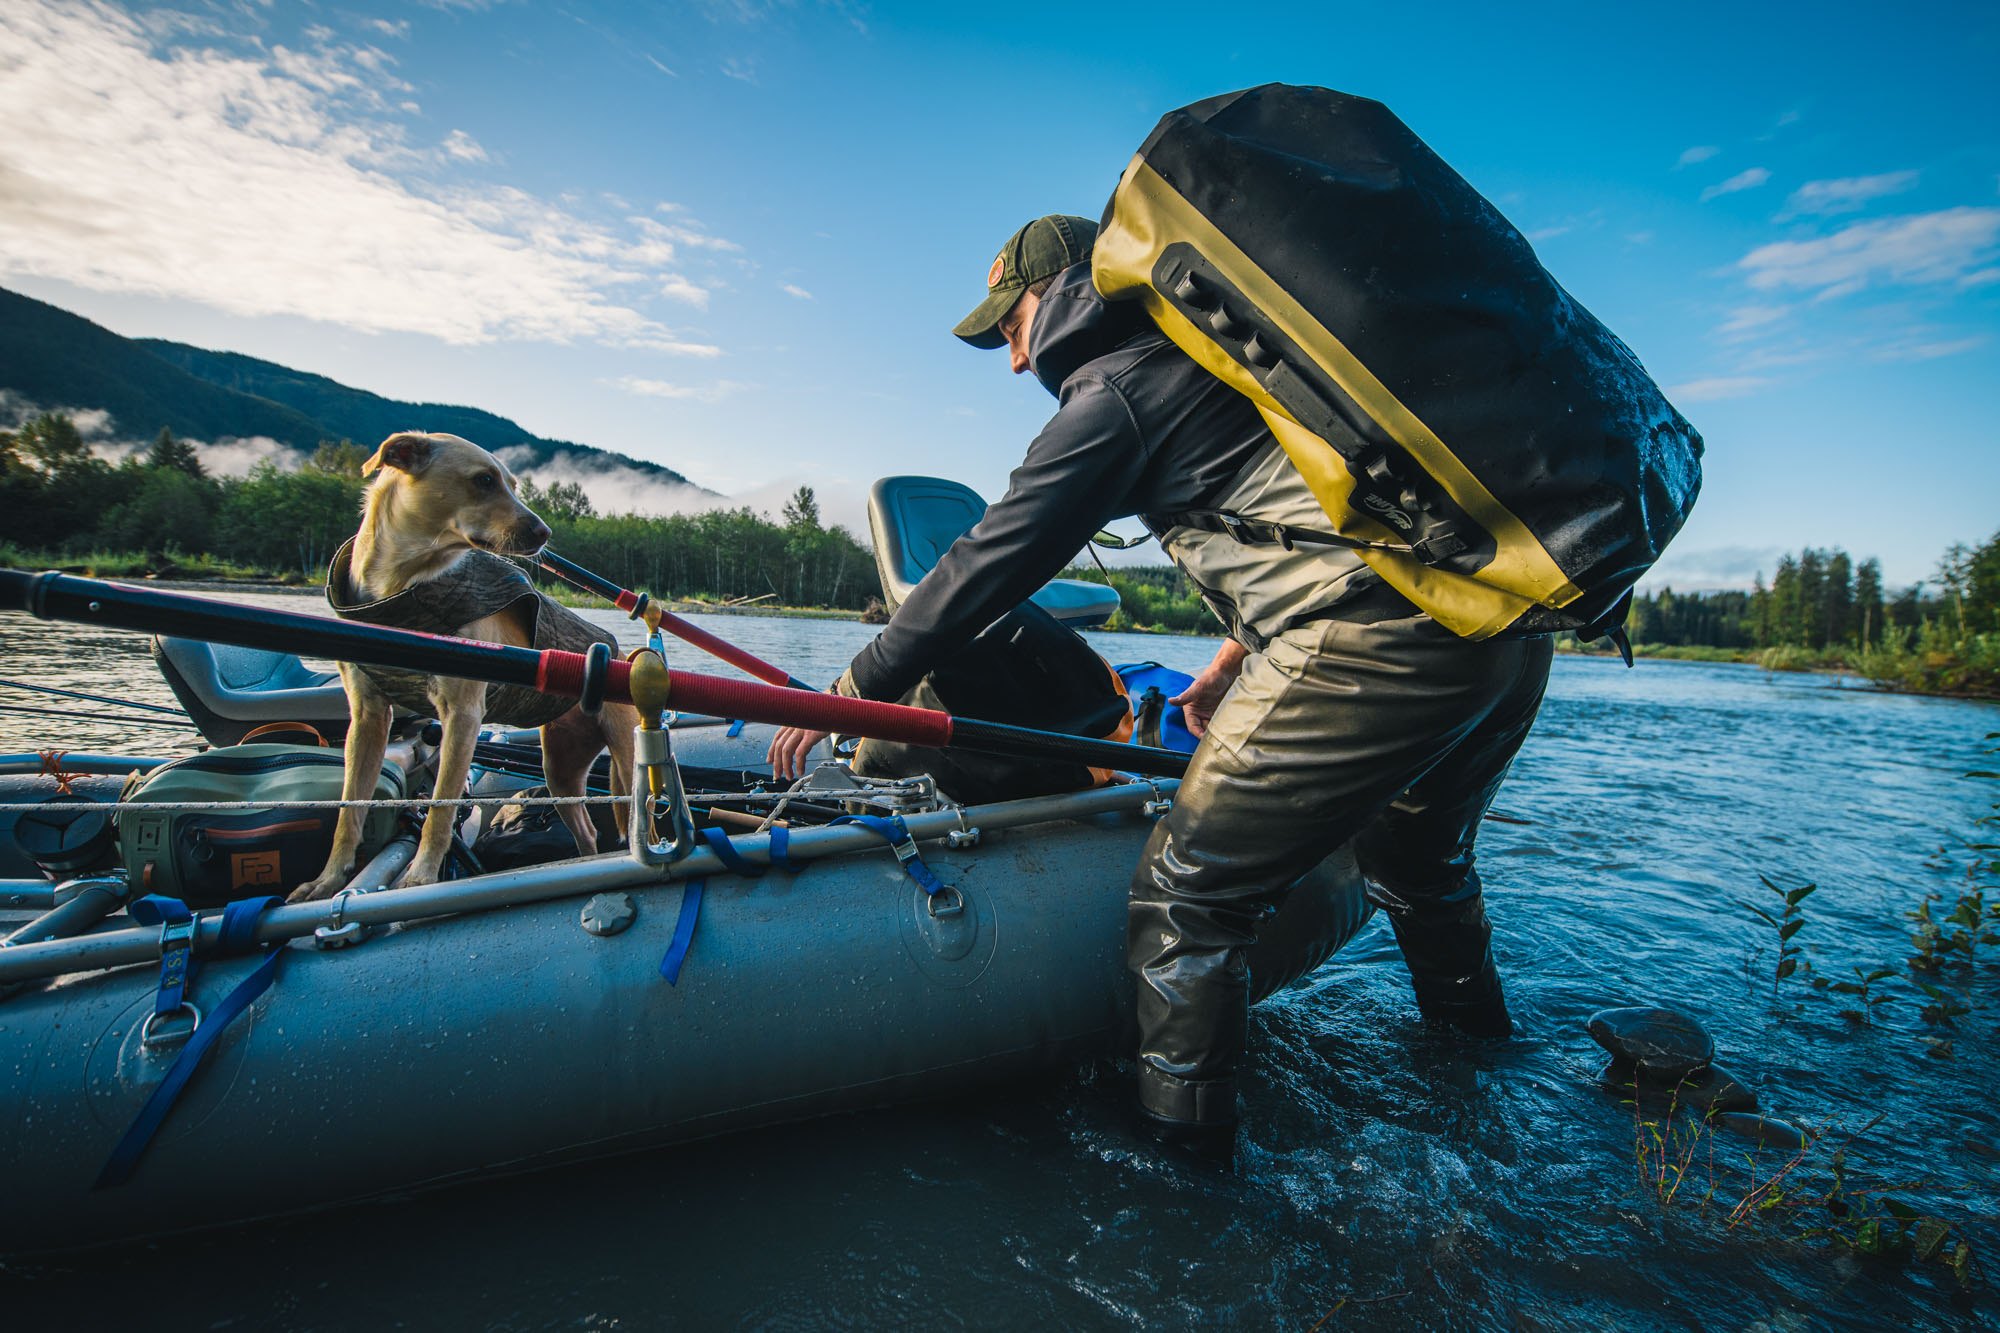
[1,0,1996,592]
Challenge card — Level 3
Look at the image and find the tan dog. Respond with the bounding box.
[293,431,636,900]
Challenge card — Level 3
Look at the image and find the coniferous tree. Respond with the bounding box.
[146,427,206,478]
[1823,549,1853,648]
[1796,549,1827,648]
[1854,558,1884,647]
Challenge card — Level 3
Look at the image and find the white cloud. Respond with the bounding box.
[441,129,488,162]
[364,18,411,39]
[1717,304,1789,340]
[659,275,711,308]
[1777,170,1919,220]
[1737,207,2000,297]
[1638,544,1785,592]
[498,449,719,518]
[720,56,758,84]
[1701,167,1771,202]
[607,376,750,402]
[0,2,730,348]
[780,282,814,299]
[1525,226,1569,243]
[1676,145,1719,169]
[1871,335,1985,363]
[1668,376,1770,402]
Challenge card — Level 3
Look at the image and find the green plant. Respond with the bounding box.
[1822,965,1899,1026]
[1625,1097,1982,1292]
[1747,875,1816,990]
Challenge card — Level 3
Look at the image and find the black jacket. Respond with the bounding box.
[847,265,1277,702]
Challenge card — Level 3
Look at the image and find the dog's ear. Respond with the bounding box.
[363,432,436,477]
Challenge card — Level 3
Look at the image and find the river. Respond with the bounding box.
[2,592,1995,1330]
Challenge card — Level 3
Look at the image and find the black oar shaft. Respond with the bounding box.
[1,570,1193,780]
[952,717,1188,778]
[7,570,545,691]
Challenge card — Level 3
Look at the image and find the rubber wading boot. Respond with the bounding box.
[1370,885,1513,1039]
[1136,1064,1238,1168]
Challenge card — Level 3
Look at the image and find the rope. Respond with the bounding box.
[4,793,631,815]
[37,750,78,796]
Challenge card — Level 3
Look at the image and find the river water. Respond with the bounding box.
[2,591,1996,1330]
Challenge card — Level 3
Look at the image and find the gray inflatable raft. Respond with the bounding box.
[0,725,1369,1254]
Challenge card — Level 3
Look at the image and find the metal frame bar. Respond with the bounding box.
[0,780,1175,986]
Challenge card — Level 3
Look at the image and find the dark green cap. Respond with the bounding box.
[953,214,1098,349]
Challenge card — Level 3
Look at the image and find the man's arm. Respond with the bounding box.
[846,376,1148,701]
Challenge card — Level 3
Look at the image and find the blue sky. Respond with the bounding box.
[2,0,1995,591]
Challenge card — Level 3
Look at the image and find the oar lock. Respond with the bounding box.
[623,646,675,721]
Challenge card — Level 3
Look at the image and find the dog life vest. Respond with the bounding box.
[326,540,616,728]
[1093,84,1704,641]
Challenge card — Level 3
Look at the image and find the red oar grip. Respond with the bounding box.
[542,651,948,743]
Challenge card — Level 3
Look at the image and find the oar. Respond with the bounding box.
[535,550,816,691]
[1,570,1190,780]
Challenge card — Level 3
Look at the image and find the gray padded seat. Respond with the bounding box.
[151,636,362,746]
[867,475,1121,628]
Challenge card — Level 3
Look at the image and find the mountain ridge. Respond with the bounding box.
[0,285,708,492]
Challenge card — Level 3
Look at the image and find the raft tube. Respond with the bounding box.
[0,760,1368,1253]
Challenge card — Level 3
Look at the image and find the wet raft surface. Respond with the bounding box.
[3,598,1997,1330]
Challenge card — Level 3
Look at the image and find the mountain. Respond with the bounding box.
[0,285,708,491]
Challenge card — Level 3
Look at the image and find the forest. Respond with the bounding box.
[5,408,1994,696]
[0,412,879,611]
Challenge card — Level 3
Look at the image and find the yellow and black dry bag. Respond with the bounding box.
[1093,84,1703,641]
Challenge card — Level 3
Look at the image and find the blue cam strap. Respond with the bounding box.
[659,879,704,986]
[659,826,806,984]
[95,895,287,1190]
[830,814,946,897]
[128,895,196,1020]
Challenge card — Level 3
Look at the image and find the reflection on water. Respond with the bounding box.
[3,589,1997,1330]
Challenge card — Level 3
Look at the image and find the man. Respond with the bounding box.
[769,214,1551,1150]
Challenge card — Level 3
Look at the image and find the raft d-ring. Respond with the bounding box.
[926,884,965,920]
[1141,780,1173,818]
[314,888,365,950]
[140,1001,202,1049]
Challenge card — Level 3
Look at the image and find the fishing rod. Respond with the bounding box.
[1,570,1190,780]
[0,677,190,716]
[535,550,817,692]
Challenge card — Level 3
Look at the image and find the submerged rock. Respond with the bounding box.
[1586,1006,1715,1083]
[1597,1058,1759,1114]
[1712,1112,1809,1151]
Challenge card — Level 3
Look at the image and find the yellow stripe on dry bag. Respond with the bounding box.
[1093,156,1579,641]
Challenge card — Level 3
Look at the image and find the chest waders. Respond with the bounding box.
[1094,87,1680,1143]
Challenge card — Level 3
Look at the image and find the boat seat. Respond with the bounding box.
[152,636,364,747]
[867,475,1121,628]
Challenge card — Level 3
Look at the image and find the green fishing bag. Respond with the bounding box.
[1093,84,1703,640]
[118,743,404,907]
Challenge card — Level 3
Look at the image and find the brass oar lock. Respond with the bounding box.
[625,645,697,866]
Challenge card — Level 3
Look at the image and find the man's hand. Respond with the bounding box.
[767,726,832,781]
[1167,639,1249,739]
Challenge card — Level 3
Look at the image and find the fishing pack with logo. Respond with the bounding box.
[1093,83,1704,643]
[118,743,404,906]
